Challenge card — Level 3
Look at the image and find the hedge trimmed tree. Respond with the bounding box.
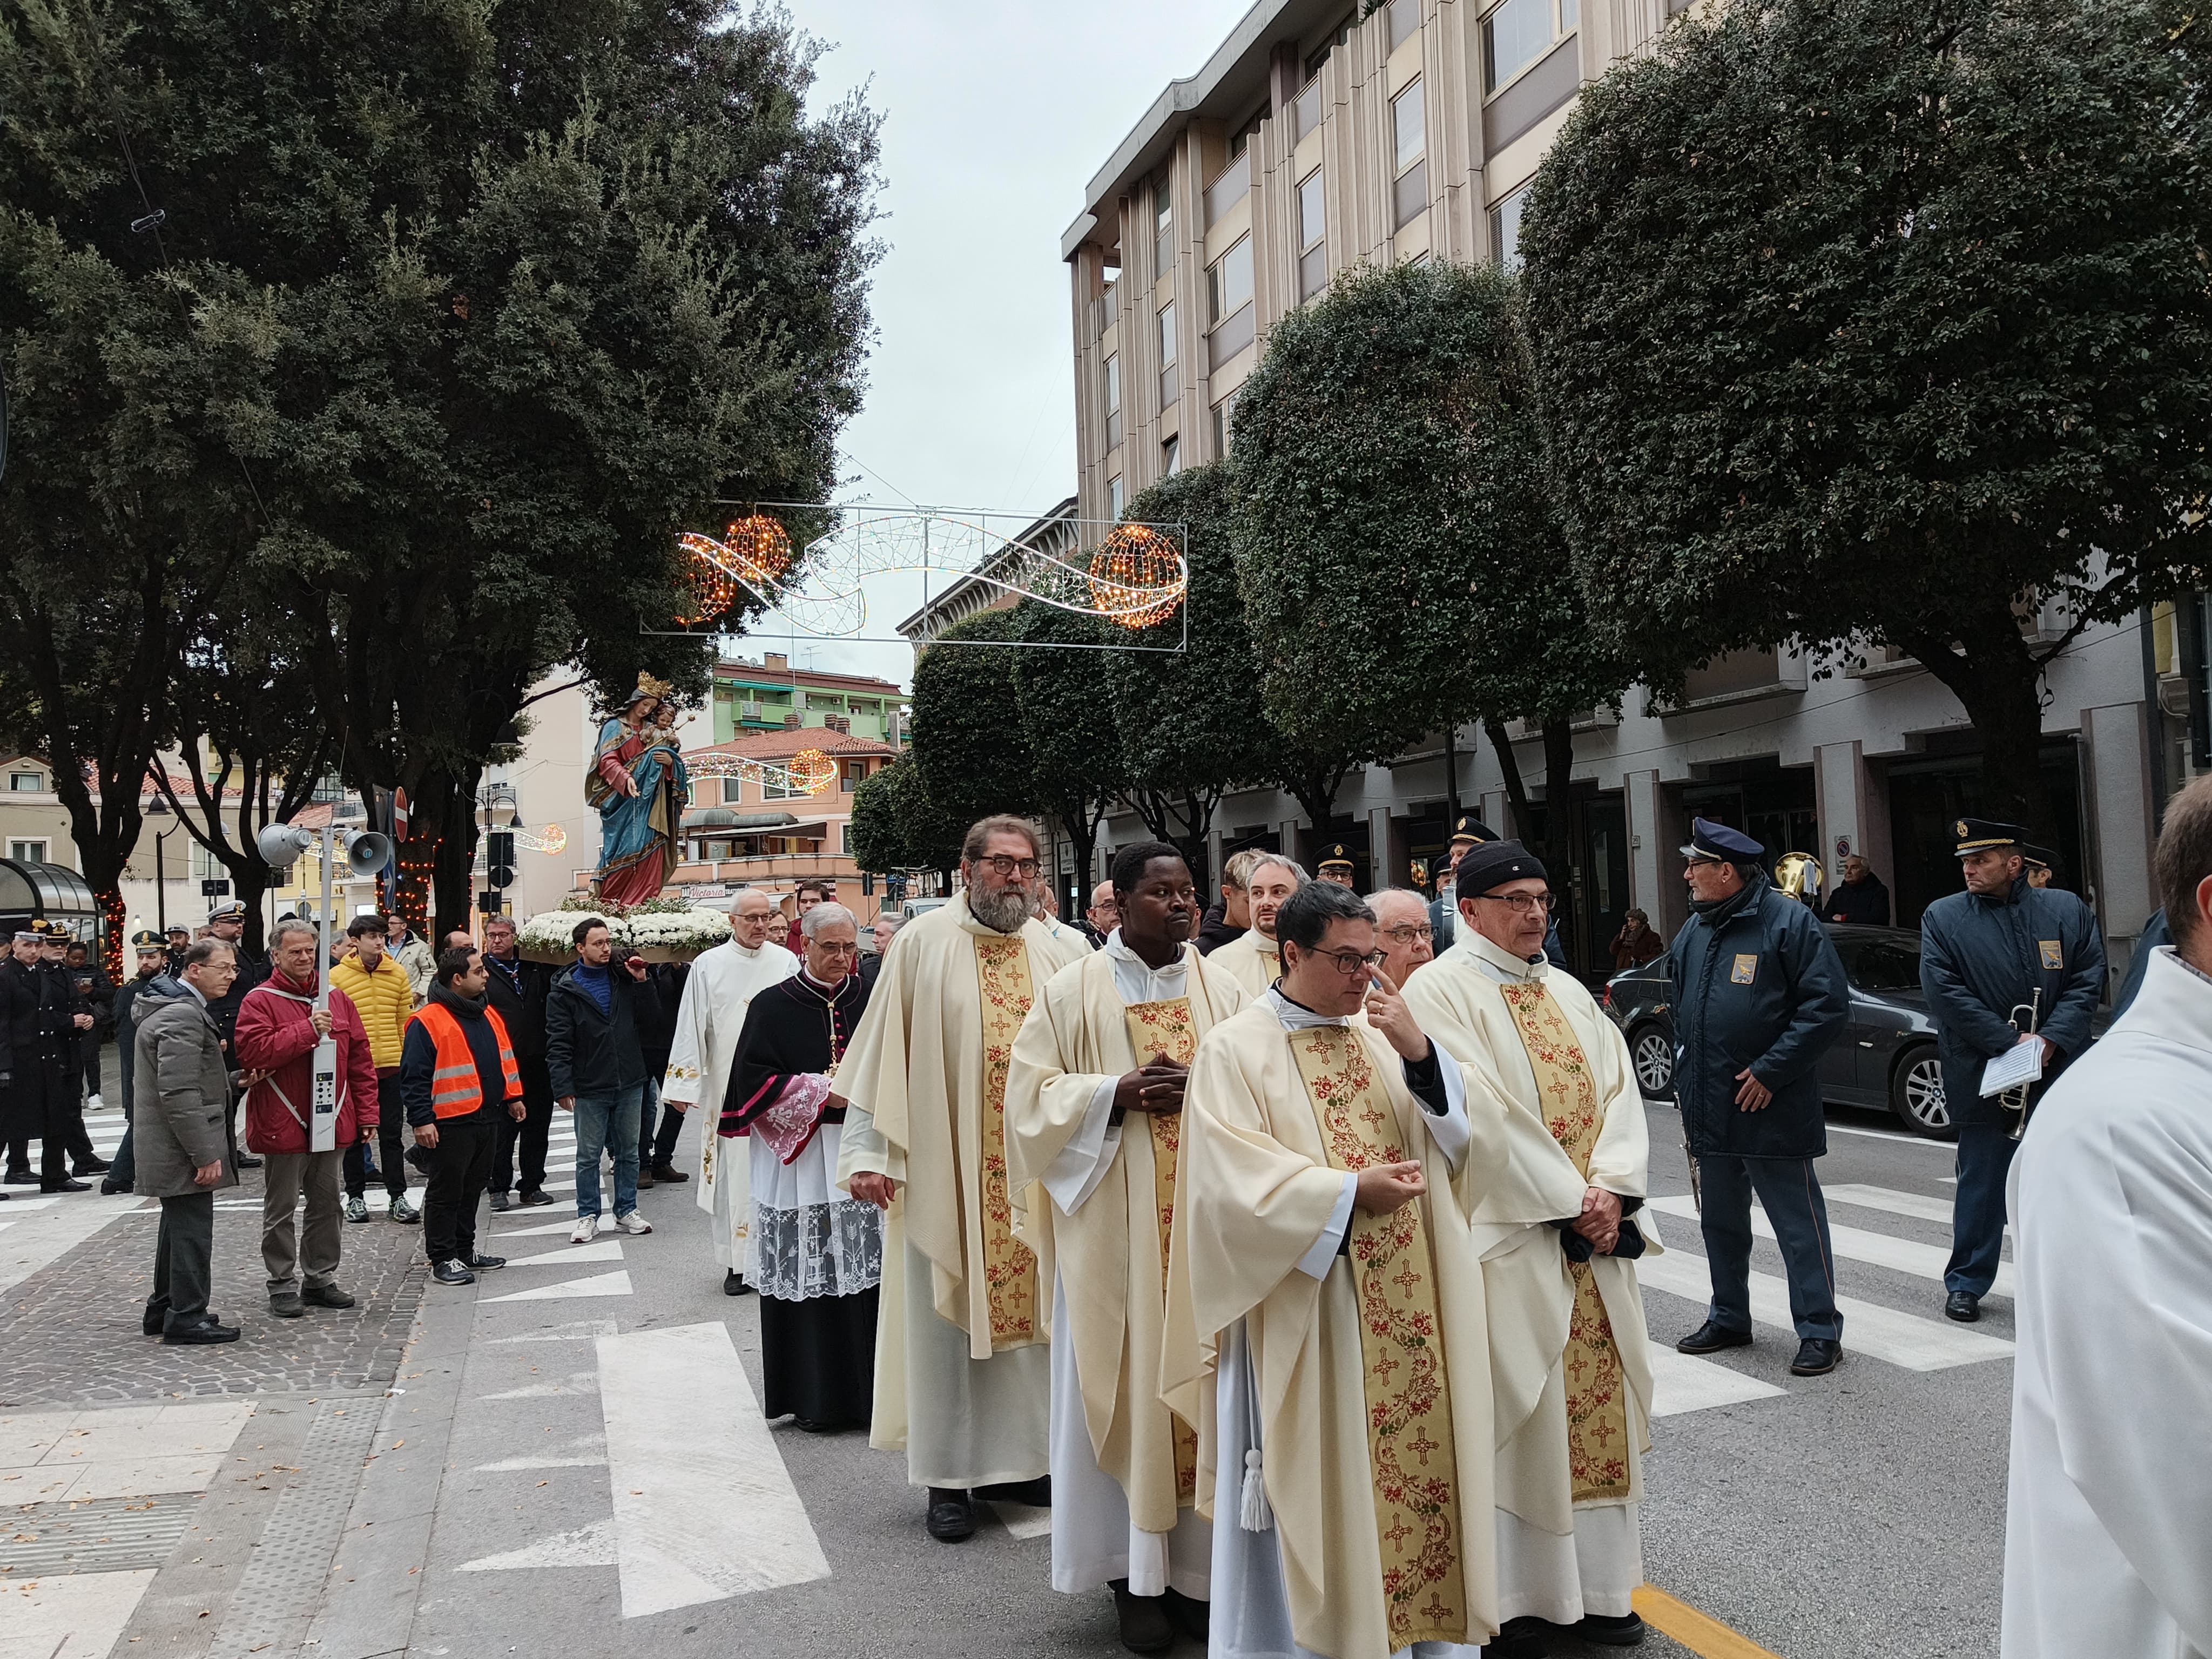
[1010,601,1127,899]
[909,609,1034,828]
[849,757,963,879]
[1520,0,2212,837]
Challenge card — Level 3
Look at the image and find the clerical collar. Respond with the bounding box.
[1103,928,1185,973]
[798,966,848,994]
[1263,984,1351,1030]
[1461,928,1547,983]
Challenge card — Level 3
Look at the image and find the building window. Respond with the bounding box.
[1489,182,1532,269]
[1392,79,1428,230]
[7,771,42,792]
[841,823,854,855]
[1209,235,1253,324]
[1305,11,1353,80]
[1155,177,1174,282]
[1110,474,1126,518]
[1387,0,1421,50]
[1483,0,1574,93]
[1162,436,1181,477]
[1298,170,1327,302]
[1228,105,1266,160]
[9,840,46,864]
[1212,392,1238,457]
[1104,354,1122,450]
[841,760,866,793]
[1158,300,1178,410]
[722,777,745,805]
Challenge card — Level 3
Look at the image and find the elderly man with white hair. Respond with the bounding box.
[662,888,798,1294]
[1367,887,1439,987]
[726,900,883,1429]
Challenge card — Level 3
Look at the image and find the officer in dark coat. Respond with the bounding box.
[1431,814,1570,968]
[1669,819,1852,1376]
[0,926,93,1192]
[1918,818,2105,1323]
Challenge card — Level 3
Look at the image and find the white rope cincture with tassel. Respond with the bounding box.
[1239,1448,1273,1532]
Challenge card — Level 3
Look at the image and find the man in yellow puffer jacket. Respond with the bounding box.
[332,915,420,1225]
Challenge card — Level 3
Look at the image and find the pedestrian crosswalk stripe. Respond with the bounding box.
[1646,1346,1788,1417]
[1636,1247,2014,1370]
[502,1240,625,1266]
[1823,1182,2006,1236]
[480,1270,634,1303]
[458,1516,618,1572]
[1647,1195,2014,1299]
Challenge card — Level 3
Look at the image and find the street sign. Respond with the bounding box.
[477,891,504,915]
[200,878,230,897]
[486,830,516,888]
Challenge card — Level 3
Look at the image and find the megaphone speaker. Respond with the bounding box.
[256,824,314,868]
[342,831,393,877]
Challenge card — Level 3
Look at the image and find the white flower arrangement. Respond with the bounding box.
[515,895,733,965]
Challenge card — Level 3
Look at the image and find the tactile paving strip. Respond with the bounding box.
[205,1399,382,1654]
[0,1493,198,1575]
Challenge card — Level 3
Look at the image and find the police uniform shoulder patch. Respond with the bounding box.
[2039,940,2062,969]
[1731,953,1758,986]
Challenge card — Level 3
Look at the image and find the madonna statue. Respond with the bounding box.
[588,673,689,905]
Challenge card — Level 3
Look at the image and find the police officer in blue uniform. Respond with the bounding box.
[1670,818,1852,1375]
[1917,818,2105,1323]
[1431,814,1568,968]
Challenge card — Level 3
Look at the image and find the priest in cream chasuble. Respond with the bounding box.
[835,818,1091,1540]
[1398,840,1657,1653]
[1006,843,1248,1650]
[1209,855,1302,1000]
[659,891,798,1289]
[1164,880,1512,1659]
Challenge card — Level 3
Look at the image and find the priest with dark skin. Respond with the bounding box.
[1111,852,1205,1125]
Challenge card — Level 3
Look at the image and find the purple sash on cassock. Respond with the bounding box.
[727,1072,834,1165]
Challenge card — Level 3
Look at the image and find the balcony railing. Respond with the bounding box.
[1394,161,1429,230]
[1205,152,1251,228]
[1294,79,1321,141]
[1209,302,1255,370]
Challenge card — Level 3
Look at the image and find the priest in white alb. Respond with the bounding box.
[1165,879,1510,1659]
[2004,774,2212,1659]
[1006,841,1247,1653]
[835,815,1091,1543]
[1208,855,1301,1000]
[1399,839,1657,1655]
[661,889,797,1294]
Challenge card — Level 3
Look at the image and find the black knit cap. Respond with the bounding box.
[1454,839,1549,901]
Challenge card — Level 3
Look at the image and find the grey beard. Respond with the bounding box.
[968,885,1031,934]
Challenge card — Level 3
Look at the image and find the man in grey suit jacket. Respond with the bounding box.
[134,940,244,1345]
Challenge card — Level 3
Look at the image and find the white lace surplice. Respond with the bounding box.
[747,1121,885,1301]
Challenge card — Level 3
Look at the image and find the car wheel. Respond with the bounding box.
[1890,1047,1954,1139]
[1629,1024,1674,1099]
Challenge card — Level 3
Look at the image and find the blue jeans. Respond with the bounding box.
[1697,1154,1844,1342]
[572,1085,643,1219]
[1945,1125,2017,1297]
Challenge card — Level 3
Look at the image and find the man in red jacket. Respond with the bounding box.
[234,919,381,1320]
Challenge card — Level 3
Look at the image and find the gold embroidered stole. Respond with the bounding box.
[1123,996,1201,1505]
[974,935,1041,1348]
[1287,1026,1468,1649]
[1498,981,1633,1503]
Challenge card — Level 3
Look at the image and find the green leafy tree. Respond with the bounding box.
[910,609,1035,829]
[850,757,963,879]
[1520,0,2212,837]
[1010,601,1127,898]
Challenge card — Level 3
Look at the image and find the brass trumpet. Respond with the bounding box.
[2004,988,2044,1142]
[1774,851,1824,908]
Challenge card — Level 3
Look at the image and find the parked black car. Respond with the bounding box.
[1603,924,1952,1138]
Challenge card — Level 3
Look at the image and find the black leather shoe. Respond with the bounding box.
[163,1318,240,1345]
[269,1291,306,1319]
[488,1191,512,1212]
[235,1154,263,1170]
[519,1189,555,1207]
[41,1178,91,1193]
[1944,1291,1981,1323]
[3,1167,36,1185]
[141,1304,167,1337]
[974,1475,1050,1506]
[1110,1581,1174,1655]
[302,1284,356,1309]
[73,1155,111,1175]
[1163,1587,1209,1643]
[1485,1618,1549,1659]
[431,1259,476,1286]
[724,1270,752,1297]
[637,1169,655,1189]
[925,1488,975,1542]
[1676,1320,1752,1355]
[99,1178,131,1196]
[1791,1338,1843,1375]
[651,1164,689,1184]
[1574,1610,1648,1645]
[465,1253,507,1272]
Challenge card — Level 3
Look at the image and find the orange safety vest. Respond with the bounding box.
[409,1001,523,1119]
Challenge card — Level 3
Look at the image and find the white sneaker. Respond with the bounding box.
[86,1093,104,1111]
[617,1211,652,1235]
[570,1214,599,1244]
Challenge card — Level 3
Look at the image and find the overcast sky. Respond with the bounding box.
[733,0,1256,688]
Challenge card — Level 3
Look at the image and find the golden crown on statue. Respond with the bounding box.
[631,671,675,706]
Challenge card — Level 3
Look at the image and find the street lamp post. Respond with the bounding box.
[476,788,520,929]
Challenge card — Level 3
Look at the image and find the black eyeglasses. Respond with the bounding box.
[1475,892,1557,915]
[976,855,1042,878]
[1309,947,1388,976]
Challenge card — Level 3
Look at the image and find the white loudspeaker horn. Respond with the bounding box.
[341,831,392,877]
[257,824,315,868]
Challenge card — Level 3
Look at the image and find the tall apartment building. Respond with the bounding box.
[1055,0,2210,990]
[1062,0,1669,522]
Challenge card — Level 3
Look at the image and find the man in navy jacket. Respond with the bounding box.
[1669,819,1852,1377]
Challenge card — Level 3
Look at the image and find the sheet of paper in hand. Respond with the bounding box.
[1978,1041,2046,1098]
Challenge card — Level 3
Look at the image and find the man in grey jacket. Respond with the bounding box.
[134,940,244,1345]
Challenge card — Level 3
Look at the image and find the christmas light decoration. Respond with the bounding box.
[1087,523,1185,629]
[98,889,125,980]
[685,750,838,797]
[678,513,794,625]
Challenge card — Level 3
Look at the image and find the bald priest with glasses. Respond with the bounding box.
[1400,839,1658,1655]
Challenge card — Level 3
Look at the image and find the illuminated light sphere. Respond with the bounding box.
[721,514,794,584]
[676,532,741,626]
[786,748,838,795]
[1087,524,1186,630]
[538,824,569,857]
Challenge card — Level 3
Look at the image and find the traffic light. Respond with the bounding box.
[487,830,517,888]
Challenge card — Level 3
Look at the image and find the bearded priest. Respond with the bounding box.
[1005,841,1247,1654]
[1399,840,1657,1656]
[661,889,798,1295]
[1166,879,1510,1659]
[835,815,1092,1543]
[1207,855,1301,999]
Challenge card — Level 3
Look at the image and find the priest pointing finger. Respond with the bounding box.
[1164,879,1513,1659]
[834,815,1091,1543]
[1004,841,1247,1654]
[1399,839,1658,1655]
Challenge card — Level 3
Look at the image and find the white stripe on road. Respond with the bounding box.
[596,1321,830,1617]
[1636,1247,2013,1370]
[1647,1195,2013,1299]
[985,1500,1053,1540]
[502,1241,625,1266]
[479,1271,634,1303]
[1645,1345,1788,1418]
[497,1217,609,1237]
[1823,1182,2005,1237]
[458,1517,618,1572]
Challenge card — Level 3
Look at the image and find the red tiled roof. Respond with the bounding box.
[690,730,898,761]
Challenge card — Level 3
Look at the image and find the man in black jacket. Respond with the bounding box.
[64,940,114,1108]
[1824,855,1892,927]
[480,915,557,1212]
[1668,819,1852,1377]
[546,916,653,1244]
[633,961,690,1189]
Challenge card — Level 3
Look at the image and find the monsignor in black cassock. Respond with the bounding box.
[725,970,884,1428]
